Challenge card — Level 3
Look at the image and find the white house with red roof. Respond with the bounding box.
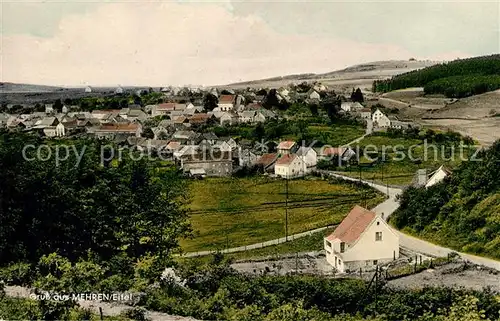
[274,154,304,178]
[324,205,399,273]
[218,95,236,111]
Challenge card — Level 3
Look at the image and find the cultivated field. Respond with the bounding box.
[376,88,500,146]
[180,177,385,252]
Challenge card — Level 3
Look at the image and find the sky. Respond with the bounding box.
[1,0,499,87]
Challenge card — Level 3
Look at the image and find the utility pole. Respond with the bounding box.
[285,179,289,241]
[374,265,378,316]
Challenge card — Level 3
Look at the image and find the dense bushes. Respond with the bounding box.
[373,54,500,97]
[137,259,500,321]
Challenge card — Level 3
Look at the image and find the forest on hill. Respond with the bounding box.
[391,140,500,259]
[373,55,500,98]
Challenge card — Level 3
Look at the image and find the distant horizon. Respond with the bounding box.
[2,57,451,89]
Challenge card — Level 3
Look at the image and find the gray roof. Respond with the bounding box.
[240,111,256,118]
[296,147,314,156]
[203,132,218,140]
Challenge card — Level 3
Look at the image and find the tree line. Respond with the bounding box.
[372,54,500,98]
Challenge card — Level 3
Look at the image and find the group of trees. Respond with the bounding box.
[391,140,500,259]
[0,131,190,276]
[373,54,500,98]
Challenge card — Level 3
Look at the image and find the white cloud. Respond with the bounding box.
[1,1,472,86]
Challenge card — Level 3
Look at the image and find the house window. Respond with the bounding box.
[375,232,382,241]
[340,242,345,253]
[325,240,332,249]
[376,221,380,226]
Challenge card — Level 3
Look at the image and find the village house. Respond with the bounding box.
[91,110,121,123]
[324,205,399,273]
[341,102,353,113]
[188,113,211,126]
[91,123,142,139]
[239,111,256,123]
[308,89,321,101]
[372,109,391,128]
[115,86,124,94]
[85,86,92,93]
[317,147,356,165]
[119,108,148,122]
[275,154,304,179]
[45,104,54,114]
[213,140,233,152]
[201,132,218,145]
[220,112,238,126]
[218,95,236,111]
[425,165,452,188]
[163,141,181,156]
[152,103,176,117]
[296,146,317,173]
[181,151,233,177]
[32,116,59,130]
[173,145,199,160]
[217,137,238,150]
[358,108,372,120]
[172,130,197,143]
[238,148,258,167]
[277,141,296,155]
[255,153,279,173]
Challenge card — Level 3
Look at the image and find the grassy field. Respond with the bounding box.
[308,124,365,146]
[179,228,336,264]
[180,177,385,252]
[337,135,475,185]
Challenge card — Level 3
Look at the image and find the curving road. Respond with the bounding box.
[326,172,500,271]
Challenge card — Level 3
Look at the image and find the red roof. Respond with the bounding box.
[219,95,235,103]
[255,153,278,166]
[326,205,376,244]
[188,113,209,124]
[360,108,371,112]
[275,154,298,166]
[321,147,346,156]
[277,141,296,150]
[96,123,140,132]
[157,103,176,111]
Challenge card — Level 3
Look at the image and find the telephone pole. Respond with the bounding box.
[285,179,289,241]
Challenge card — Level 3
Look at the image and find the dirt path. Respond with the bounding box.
[3,286,200,321]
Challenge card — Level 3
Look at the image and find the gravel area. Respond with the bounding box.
[387,262,500,293]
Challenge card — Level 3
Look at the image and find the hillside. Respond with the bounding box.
[225,60,439,92]
[0,82,63,93]
[391,140,500,259]
[373,54,500,98]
